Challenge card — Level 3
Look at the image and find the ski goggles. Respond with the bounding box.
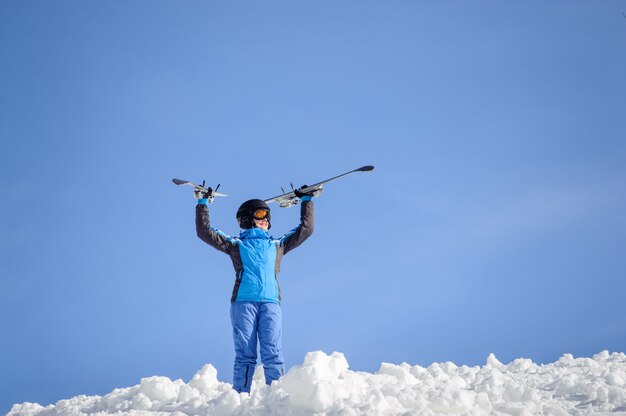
[252,209,270,220]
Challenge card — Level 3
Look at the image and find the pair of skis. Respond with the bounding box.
[172,165,374,207]
[171,178,227,204]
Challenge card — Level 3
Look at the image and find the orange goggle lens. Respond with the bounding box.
[252,209,270,220]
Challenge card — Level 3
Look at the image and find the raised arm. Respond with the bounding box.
[196,203,237,254]
[280,197,314,255]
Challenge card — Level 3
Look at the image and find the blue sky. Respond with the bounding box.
[2,0,626,412]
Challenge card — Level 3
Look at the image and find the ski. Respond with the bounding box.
[264,165,374,208]
[172,178,227,204]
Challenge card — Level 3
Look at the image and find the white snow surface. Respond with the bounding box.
[9,350,626,416]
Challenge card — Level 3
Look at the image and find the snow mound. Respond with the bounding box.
[9,350,626,416]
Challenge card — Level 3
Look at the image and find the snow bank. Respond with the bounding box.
[9,350,626,416]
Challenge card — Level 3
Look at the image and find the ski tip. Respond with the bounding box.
[172,178,186,185]
[358,165,375,172]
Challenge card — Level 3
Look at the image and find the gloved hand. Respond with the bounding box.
[194,186,211,200]
[294,185,323,198]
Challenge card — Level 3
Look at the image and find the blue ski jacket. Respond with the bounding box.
[195,199,314,303]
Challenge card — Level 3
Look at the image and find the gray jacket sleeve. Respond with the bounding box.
[196,204,236,255]
[280,199,314,255]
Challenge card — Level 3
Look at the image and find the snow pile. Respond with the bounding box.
[9,350,626,416]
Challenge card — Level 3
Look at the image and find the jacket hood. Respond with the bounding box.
[239,227,272,240]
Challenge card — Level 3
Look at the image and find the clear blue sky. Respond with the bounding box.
[1,0,625,412]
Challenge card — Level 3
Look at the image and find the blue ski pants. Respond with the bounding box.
[230,301,284,393]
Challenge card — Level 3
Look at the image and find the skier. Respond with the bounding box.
[194,186,316,393]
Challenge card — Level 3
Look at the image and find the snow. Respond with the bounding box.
[8,350,626,416]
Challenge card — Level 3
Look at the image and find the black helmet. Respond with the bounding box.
[236,199,271,230]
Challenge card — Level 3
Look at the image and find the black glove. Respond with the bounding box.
[294,185,322,198]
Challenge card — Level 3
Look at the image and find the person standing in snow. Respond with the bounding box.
[194,187,315,393]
